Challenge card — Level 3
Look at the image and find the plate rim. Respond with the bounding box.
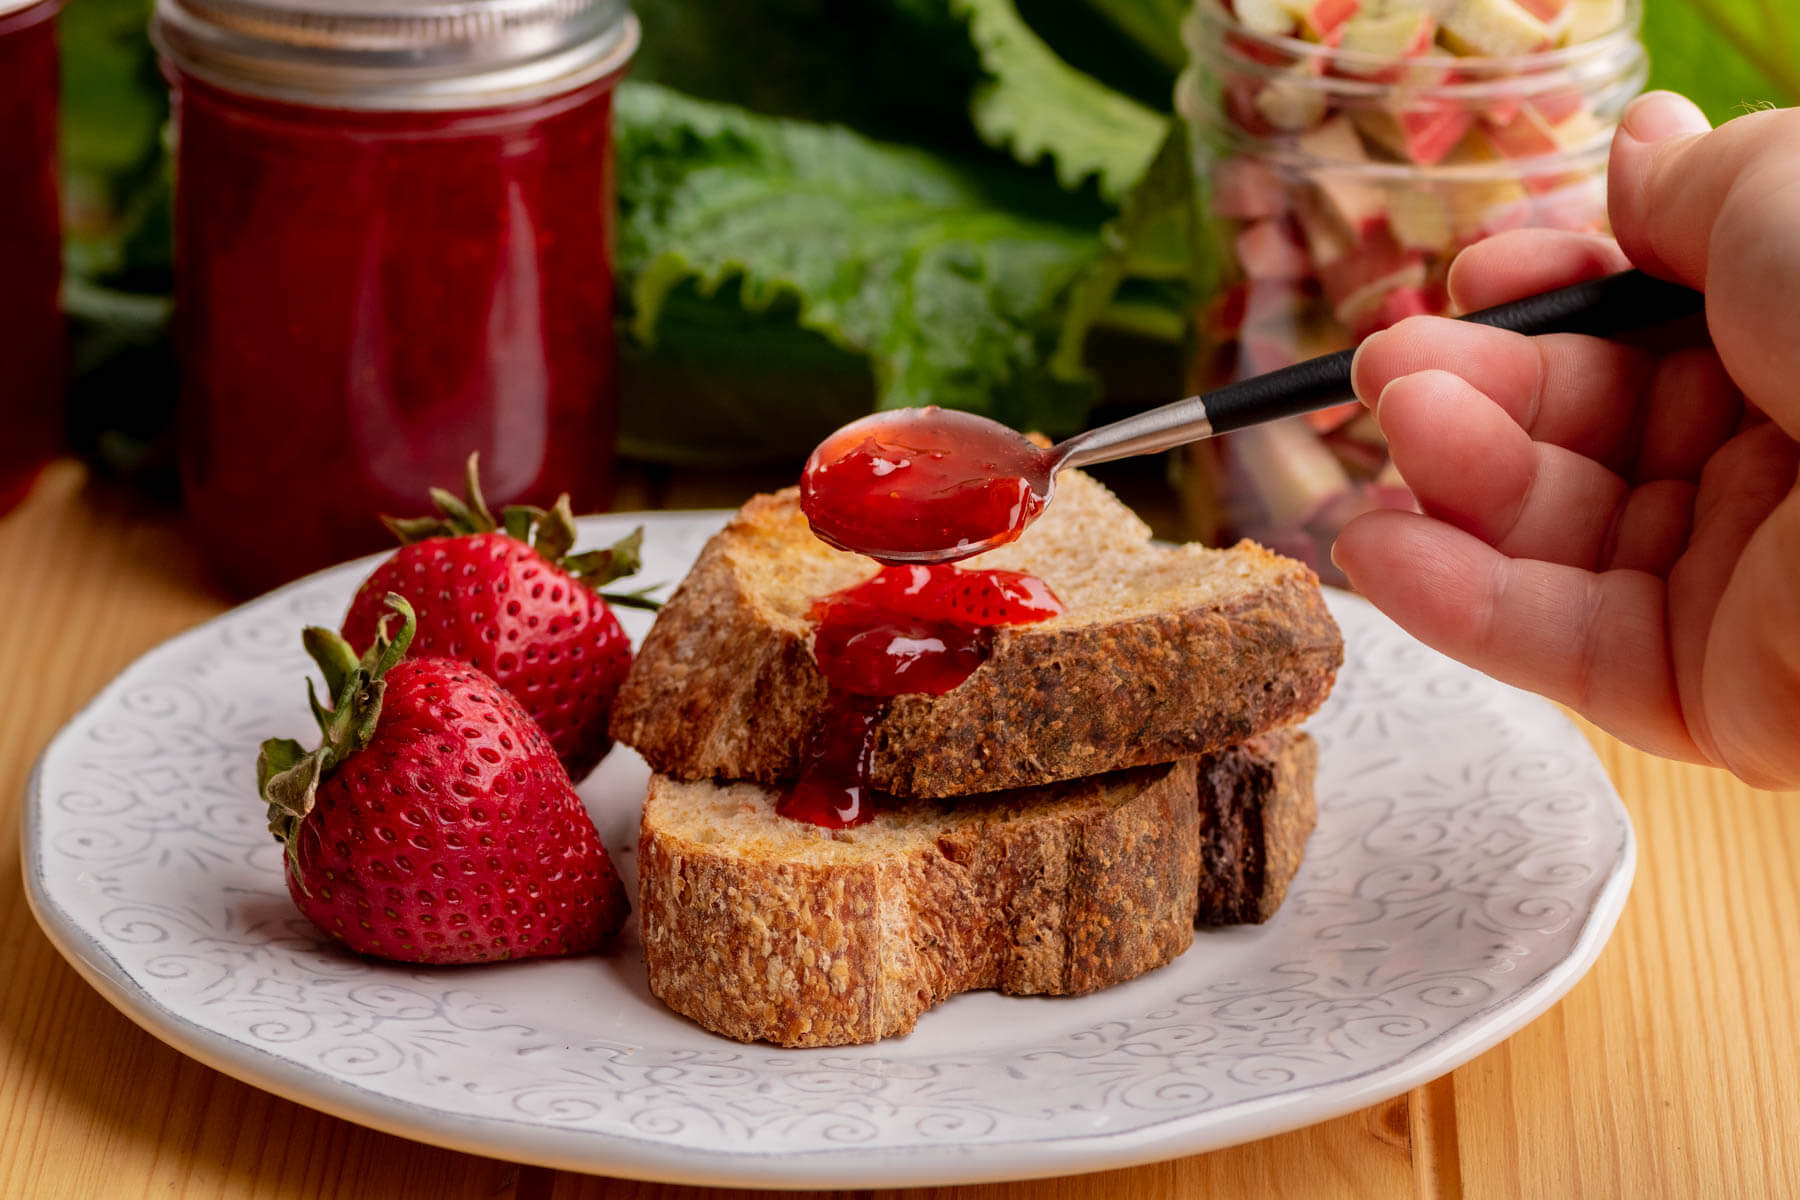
[20,510,1638,1189]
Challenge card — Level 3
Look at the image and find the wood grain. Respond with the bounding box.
[2,460,1795,1199]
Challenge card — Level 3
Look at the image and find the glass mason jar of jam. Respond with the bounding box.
[152,0,638,594]
[1179,0,1645,584]
[0,0,65,515]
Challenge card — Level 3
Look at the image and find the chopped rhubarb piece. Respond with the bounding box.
[1388,188,1455,251]
[1254,70,1330,132]
[1440,0,1554,56]
[1238,328,1304,377]
[1224,30,1302,68]
[1352,105,1476,166]
[1477,197,1534,240]
[1242,278,1314,327]
[1227,417,1354,530]
[1349,282,1436,339]
[1516,0,1569,19]
[1333,6,1436,78]
[1211,156,1291,220]
[1484,104,1604,159]
[1278,0,1361,41]
[1236,219,1312,280]
[1224,76,1277,137]
[1444,130,1532,239]
[1312,168,1388,237]
[1319,231,1427,328]
[1295,113,1370,163]
[1231,0,1300,38]
[1292,191,1353,267]
[1239,300,1351,377]
[1293,118,1389,240]
[1531,87,1587,124]
[1567,0,1623,40]
[1532,176,1607,230]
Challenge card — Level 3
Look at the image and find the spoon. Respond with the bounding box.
[800,269,1704,564]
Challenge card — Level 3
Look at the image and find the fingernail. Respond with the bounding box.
[1620,91,1710,143]
[1350,330,1388,407]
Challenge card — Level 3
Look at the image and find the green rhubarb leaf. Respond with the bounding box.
[1053,125,1199,378]
[616,81,1101,433]
[951,0,1169,201]
[1643,0,1799,122]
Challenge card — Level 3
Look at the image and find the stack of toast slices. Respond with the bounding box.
[609,469,1344,1047]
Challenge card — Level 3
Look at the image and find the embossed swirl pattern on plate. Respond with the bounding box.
[29,513,1631,1157]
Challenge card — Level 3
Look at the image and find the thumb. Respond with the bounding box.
[1609,95,1800,433]
[1606,91,1714,285]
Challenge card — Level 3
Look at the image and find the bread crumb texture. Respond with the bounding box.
[638,765,1203,1047]
[611,471,1345,798]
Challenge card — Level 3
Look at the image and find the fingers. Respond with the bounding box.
[1707,491,1800,790]
[1605,91,1719,285]
[1374,370,1626,567]
[1446,229,1631,313]
[1610,94,1800,435]
[1606,481,1696,577]
[1373,370,1694,574]
[1353,317,1656,471]
[1666,424,1800,786]
[1331,509,1701,764]
[1635,348,1744,483]
[1354,318,1745,482]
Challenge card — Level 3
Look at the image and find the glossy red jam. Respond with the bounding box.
[169,73,624,595]
[800,407,1053,563]
[779,564,1063,828]
[0,0,65,514]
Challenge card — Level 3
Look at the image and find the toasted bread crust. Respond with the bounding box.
[638,730,1318,1048]
[611,483,1343,798]
[1195,728,1318,925]
[638,763,1202,1048]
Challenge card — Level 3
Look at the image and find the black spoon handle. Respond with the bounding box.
[1199,269,1704,436]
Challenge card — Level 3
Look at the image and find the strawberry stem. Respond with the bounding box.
[258,594,417,876]
[376,453,650,601]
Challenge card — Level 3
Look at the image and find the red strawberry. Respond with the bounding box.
[258,596,628,964]
[342,455,653,782]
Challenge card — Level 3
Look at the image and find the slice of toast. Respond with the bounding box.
[610,471,1343,798]
[638,729,1317,1048]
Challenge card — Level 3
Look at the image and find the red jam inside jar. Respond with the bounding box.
[0,0,66,514]
[780,564,1064,828]
[157,6,637,594]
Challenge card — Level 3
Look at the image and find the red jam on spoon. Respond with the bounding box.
[799,407,1055,565]
[778,564,1064,828]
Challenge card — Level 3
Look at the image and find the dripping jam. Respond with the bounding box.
[779,563,1063,828]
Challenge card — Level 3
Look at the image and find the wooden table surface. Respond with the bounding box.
[4,460,1797,1199]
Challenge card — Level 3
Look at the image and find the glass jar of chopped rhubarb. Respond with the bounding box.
[1178,0,1645,584]
[0,0,66,515]
[152,0,637,594]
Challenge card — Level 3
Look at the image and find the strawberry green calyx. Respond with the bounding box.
[380,451,648,593]
[257,593,416,872]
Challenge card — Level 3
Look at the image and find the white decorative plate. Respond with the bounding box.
[25,511,1633,1189]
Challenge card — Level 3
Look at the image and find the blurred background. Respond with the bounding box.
[22,0,1800,590]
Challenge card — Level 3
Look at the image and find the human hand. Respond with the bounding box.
[1332,92,1800,790]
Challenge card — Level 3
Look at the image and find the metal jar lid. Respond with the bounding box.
[151,0,637,110]
[0,0,61,22]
